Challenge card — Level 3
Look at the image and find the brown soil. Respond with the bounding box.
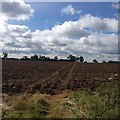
[2,60,119,95]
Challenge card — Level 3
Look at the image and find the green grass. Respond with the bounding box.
[73,80,119,118]
[63,102,73,110]
[2,94,50,118]
[2,79,119,118]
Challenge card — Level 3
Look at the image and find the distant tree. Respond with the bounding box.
[3,52,8,59]
[39,55,41,59]
[76,57,80,61]
[108,61,119,63]
[23,56,28,59]
[45,57,50,61]
[39,55,45,60]
[31,54,38,60]
[79,56,84,63]
[102,60,106,63]
[54,56,58,60]
[93,59,98,63]
[21,56,29,60]
[67,54,77,61]
[40,55,44,60]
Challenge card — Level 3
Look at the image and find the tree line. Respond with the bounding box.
[1,52,119,63]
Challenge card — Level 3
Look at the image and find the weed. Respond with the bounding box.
[63,102,72,110]
[73,81,119,118]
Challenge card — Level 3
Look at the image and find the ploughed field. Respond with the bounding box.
[2,60,119,95]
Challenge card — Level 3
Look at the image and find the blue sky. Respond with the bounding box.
[1,1,118,61]
[26,0,119,2]
[7,2,117,31]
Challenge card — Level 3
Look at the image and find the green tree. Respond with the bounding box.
[54,56,58,60]
[21,56,29,60]
[3,52,8,59]
[67,54,77,61]
[79,56,84,63]
[93,59,98,63]
[31,55,38,60]
[102,60,106,63]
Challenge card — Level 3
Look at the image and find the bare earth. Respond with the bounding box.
[2,60,119,95]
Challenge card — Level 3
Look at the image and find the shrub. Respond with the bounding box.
[73,81,119,118]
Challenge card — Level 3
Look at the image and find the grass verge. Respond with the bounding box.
[2,80,119,118]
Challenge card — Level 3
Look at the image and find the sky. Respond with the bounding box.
[26,0,119,2]
[0,0,119,62]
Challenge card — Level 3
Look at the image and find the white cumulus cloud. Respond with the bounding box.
[112,2,120,9]
[1,0,34,20]
[61,5,81,15]
[78,14,118,32]
[0,5,118,62]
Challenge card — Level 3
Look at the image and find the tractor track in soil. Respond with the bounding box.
[2,60,119,95]
[29,62,76,94]
[59,62,76,89]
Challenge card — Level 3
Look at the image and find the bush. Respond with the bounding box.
[73,81,119,118]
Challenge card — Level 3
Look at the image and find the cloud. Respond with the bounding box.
[52,21,90,38]
[1,22,118,61]
[1,0,34,20]
[112,2,120,10]
[61,5,81,15]
[0,12,118,61]
[1,23,32,52]
[78,14,118,32]
[0,19,8,35]
[78,33,118,55]
[52,14,118,35]
[7,24,32,38]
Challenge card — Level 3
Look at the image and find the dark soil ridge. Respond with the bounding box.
[28,63,76,95]
[2,60,119,95]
